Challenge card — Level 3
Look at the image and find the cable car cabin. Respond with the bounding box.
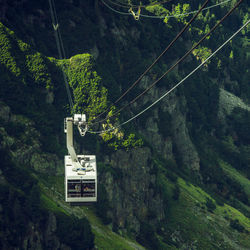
[65,154,97,203]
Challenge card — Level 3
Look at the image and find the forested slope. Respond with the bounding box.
[0,0,249,249]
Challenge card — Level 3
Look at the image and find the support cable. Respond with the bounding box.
[89,19,249,134]
[101,0,232,19]
[51,0,67,59]
[48,0,74,110]
[107,0,173,8]
[101,0,132,15]
[90,0,244,127]
[92,0,209,123]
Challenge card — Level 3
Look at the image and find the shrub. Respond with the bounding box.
[172,184,180,200]
[136,222,161,249]
[95,184,111,225]
[230,219,245,233]
[56,213,94,249]
[205,198,216,212]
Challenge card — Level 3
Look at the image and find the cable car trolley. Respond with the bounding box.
[64,114,97,204]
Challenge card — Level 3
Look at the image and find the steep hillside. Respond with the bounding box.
[0,0,249,249]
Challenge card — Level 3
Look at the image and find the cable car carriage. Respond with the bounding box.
[64,114,97,204]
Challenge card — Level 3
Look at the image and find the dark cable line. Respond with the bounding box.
[105,0,173,8]
[89,19,249,134]
[91,0,244,127]
[48,0,74,110]
[102,0,232,19]
[91,0,209,124]
[51,0,67,59]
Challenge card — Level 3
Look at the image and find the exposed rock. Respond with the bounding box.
[144,116,164,154]
[21,213,70,250]
[171,104,200,172]
[218,88,250,121]
[130,27,140,41]
[23,222,43,250]
[138,74,199,171]
[44,212,61,249]
[0,108,63,176]
[30,153,61,175]
[103,147,165,235]
[0,102,10,122]
[45,90,54,104]
[90,44,99,60]
[163,93,200,171]
[111,23,127,46]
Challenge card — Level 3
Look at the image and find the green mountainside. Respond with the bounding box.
[0,0,249,249]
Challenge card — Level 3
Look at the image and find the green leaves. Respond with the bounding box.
[0,22,52,89]
[26,52,52,89]
[63,54,108,120]
[0,22,21,76]
[101,131,143,151]
[122,133,143,150]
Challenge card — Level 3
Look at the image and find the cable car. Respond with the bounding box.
[65,155,97,203]
[64,114,97,204]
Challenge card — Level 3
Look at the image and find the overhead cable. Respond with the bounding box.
[88,19,249,134]
[48,0,74,110]
[101,0,131,15]
[106,0,173,8]
[101,0,232,19]
[91,0,244,126]
[91,0,209,124]
[51,0,67,59]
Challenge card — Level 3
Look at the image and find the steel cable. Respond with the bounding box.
[101,0,232,19]
[48,0,74,110]
[92,0,210,124]
[89,19,249,134]
[90,0,244,128]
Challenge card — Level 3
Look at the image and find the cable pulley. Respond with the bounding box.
[129,6,141,20]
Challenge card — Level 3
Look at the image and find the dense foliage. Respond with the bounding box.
[0,0,249,249]
[0,144,94,249]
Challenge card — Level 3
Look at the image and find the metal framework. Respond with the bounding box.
[64,114,97,203]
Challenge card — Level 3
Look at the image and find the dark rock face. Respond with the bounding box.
[101,147,164,235]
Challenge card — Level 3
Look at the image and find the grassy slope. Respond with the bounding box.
[1,20,249,249]
[0,21,142,249]
[39,175,145,250]
[161,177,250,249]
[219,160,250,198]
[39,173,250,250]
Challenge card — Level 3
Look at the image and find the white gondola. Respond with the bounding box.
[65,155,97,203]
[64,114,97,203]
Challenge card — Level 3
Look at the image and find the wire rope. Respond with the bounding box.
[48,0,74,110]
[101,0,131,15]
[51,0,67,59]
[92,0,209,124]
[91,0,244,127]
[101,0,232,19]
[88,19,249,134]
[106,0,173,8]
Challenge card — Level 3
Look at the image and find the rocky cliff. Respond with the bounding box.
[0,0,249,249]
